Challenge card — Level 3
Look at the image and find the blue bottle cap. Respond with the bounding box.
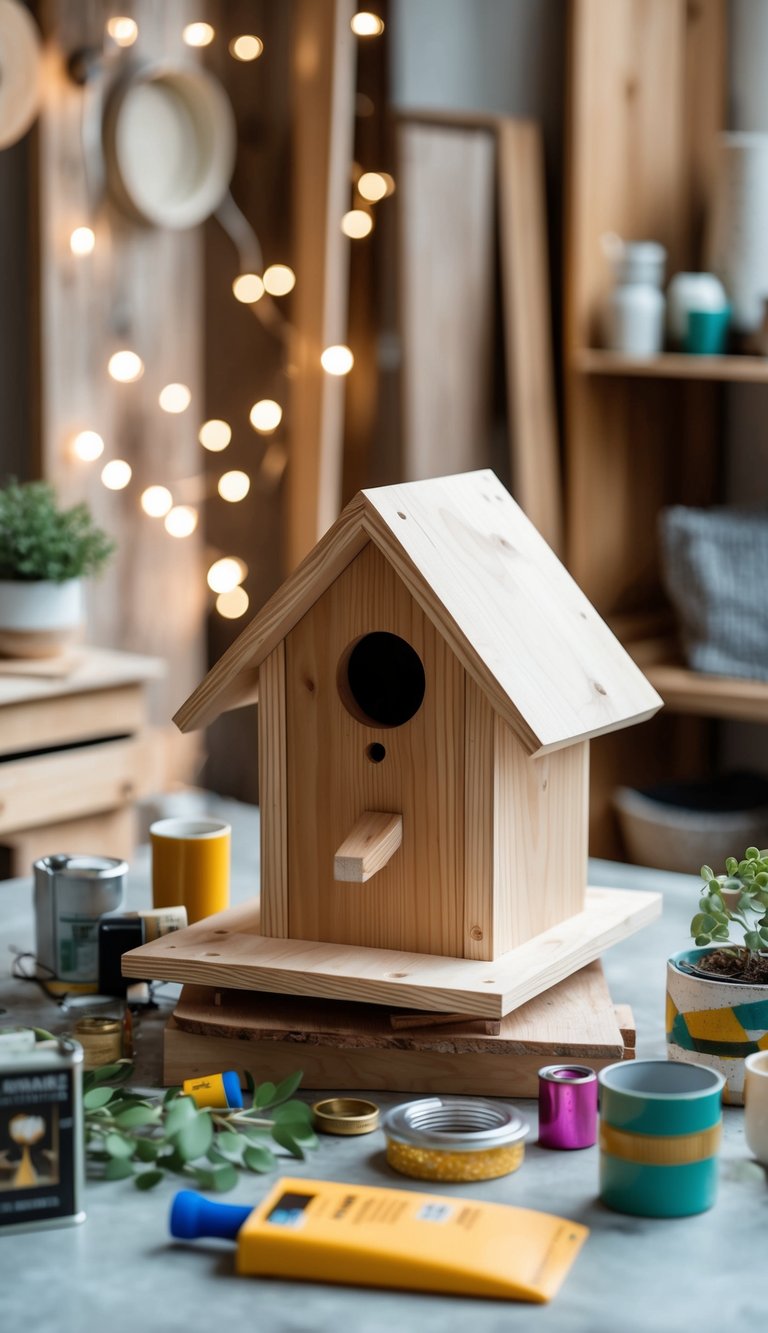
[170,1190,252,1242]
[222,1070,243,1109]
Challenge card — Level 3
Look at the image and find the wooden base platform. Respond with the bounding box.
[123,885,660,1019]
[163,962,635,1096]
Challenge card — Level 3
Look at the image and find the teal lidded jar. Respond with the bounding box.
[598,1059,725,1218]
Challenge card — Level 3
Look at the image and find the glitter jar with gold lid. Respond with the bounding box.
[383,1096,529,1183]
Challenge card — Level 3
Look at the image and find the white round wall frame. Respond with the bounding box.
[0,0,42,150]
[102,63,236,229]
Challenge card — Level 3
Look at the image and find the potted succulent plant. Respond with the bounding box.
[0,480,114,657]
[667,846,768,1103]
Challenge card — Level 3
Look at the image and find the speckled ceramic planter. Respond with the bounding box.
[667,946,768,1104]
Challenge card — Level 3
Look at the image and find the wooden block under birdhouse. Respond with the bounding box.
[161,961,636,1096]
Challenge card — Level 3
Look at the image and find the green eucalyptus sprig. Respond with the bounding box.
[83,1062,317,1192]
[692,846,768,957]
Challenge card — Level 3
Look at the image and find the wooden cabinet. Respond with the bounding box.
[565,0,768,855]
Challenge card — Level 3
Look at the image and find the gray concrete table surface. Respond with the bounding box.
[0,798,765,1333]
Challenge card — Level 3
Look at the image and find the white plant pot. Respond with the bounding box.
[706,132,768,333]
[0,578,84,657]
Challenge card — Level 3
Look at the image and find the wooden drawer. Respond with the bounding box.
[0,685,147,758]
[0,733,163,835]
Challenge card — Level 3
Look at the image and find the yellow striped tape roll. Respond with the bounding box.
[600,1121,721,1167]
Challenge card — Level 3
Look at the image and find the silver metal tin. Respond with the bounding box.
[0,1034,85,1233]
[34,854,127,985]
[384,1096,528,1152]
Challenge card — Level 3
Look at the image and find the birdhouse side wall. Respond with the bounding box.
[493,722,589,954]
[258,640,288,936]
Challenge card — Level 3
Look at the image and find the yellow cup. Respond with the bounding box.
[150,818,230,924]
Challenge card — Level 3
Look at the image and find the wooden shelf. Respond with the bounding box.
[576,349,768,384]
[645,663,768,723]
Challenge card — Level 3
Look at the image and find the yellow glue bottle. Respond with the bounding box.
[170,1176,588,1303]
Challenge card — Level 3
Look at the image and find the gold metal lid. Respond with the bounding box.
[312,1097,381,1135]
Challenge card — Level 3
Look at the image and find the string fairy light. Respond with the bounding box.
[357,170,393,202]
[141,485,173,518]
[207,557,247,594]
[72,430,104,462]
[70,227,96,257]
[249,399,283,433]
[262,264,296,297]
[321,345,354,376]
[164,505,198,538]
[232,273,265,304]
[216,586,249,619]
[159,383,192,414]
[101,459,132,490]
[218,470,251,502]
[182,21,215,47]
[351,12,385,36]
[108,350,144,383]
[106,16,138,46]
[198,419,232,452]
[341,209,373,239]
[230,34,263,61]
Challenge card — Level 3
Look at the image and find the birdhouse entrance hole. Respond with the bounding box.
[338,631,425,728]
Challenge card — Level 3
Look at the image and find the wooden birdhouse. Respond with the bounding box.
[164,472,662,1015]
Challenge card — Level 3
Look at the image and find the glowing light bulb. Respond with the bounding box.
[198,419,231,452]
[70,227,95,256]
[216,586,249,619]
[351,12,385,36]
[232,273,264,304]
[207,557,246,594]
[262,264,296,297]
[321,345,354,376]
[230,34,263,61]
[249,399,282,433]
[72,430,104,462]
[159,383,192,414]
[164,505,198,538]
[341,209,373,239]
[101,459,132,490]
[358,171,391,202]
[106,16,138,46]
[108,350,144,383]
[141,485,173,518]
[182,21,214,47]
[218,470,251,502]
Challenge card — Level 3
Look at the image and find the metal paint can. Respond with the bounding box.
[74,1016,122,1070]
[538,1065,598,1150]
[0,1033,85,1233]
[33,855,127,988]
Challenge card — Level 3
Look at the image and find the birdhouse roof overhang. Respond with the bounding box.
[174,471,662,756]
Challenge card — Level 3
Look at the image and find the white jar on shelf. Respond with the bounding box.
[706,132,768,333]
[603,283,666,357]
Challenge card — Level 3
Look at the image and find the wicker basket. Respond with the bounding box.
[614,773,768,873]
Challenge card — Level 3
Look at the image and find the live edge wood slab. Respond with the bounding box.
[122,885,660,1019]
[163,962,635,1097]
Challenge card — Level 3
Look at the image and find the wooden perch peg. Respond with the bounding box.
[334,811,403,883]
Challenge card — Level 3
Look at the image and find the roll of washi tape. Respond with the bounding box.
[0,0,42,149]
[312,1098,380,1136]
[538,1065,598,1150]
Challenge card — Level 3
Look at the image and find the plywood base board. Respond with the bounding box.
[163,962,635,1096]
[124,885,659,1019]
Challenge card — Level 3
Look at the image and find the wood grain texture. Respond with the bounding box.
[122,884,661,1019]
[497,119,562,554]
[361,471,662,755]
[37,1,206,750]
[258,643,287,937]
[163,963,633,1094]
[288,0,357,569]
[0,733,162,835]
[397,120,496,480]
[0,684,145,758]
[285,541,465,954]
[1,806,135,875]
[334,812,403,883]
[577,349,768,382]
[462,676,495,959]
[493,727,588,953]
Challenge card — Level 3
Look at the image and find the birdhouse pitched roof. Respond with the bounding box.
[174,470,661,755]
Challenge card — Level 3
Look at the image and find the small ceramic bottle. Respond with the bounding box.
[602,239,666,357]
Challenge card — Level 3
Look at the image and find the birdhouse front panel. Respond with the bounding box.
[281,539,468,956]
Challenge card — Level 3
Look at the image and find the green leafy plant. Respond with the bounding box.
[692,846,768,959]
[83,1062,317,1191]
[0,480,115,582]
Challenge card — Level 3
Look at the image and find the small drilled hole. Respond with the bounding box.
[367,742,386,763]
[483,979,496,985]
[214,930,228,935]
[389,972,408,978]
[397,510,407,519]
[204,952,220,957]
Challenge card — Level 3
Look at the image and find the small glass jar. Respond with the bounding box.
[383,1096,529,1183]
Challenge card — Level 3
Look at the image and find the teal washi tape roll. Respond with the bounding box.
[598,1059,725,1218]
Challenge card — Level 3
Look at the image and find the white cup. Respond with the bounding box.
[744,1051,768,1165]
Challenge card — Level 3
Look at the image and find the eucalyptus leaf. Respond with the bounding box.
[272,1072,304,1104]
[104,1156,134,1180]
[175,1113,213,1163]
[135,1170,165,1191]
[163,1086,182,1104]
[272,1100,313,1125]
[192,1164,239,1193]
[105,1132,135,1159]
[271,1123,316,1158]
[135,1138,159,1163]
[115,1106,160,1129]
[214,1132,248,1161]
[84,1086,116,1110]
[243,1145,277,1173]
[253,1081,278,1109]
[164,1096,197,1136]
[92,1061,133,1085]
